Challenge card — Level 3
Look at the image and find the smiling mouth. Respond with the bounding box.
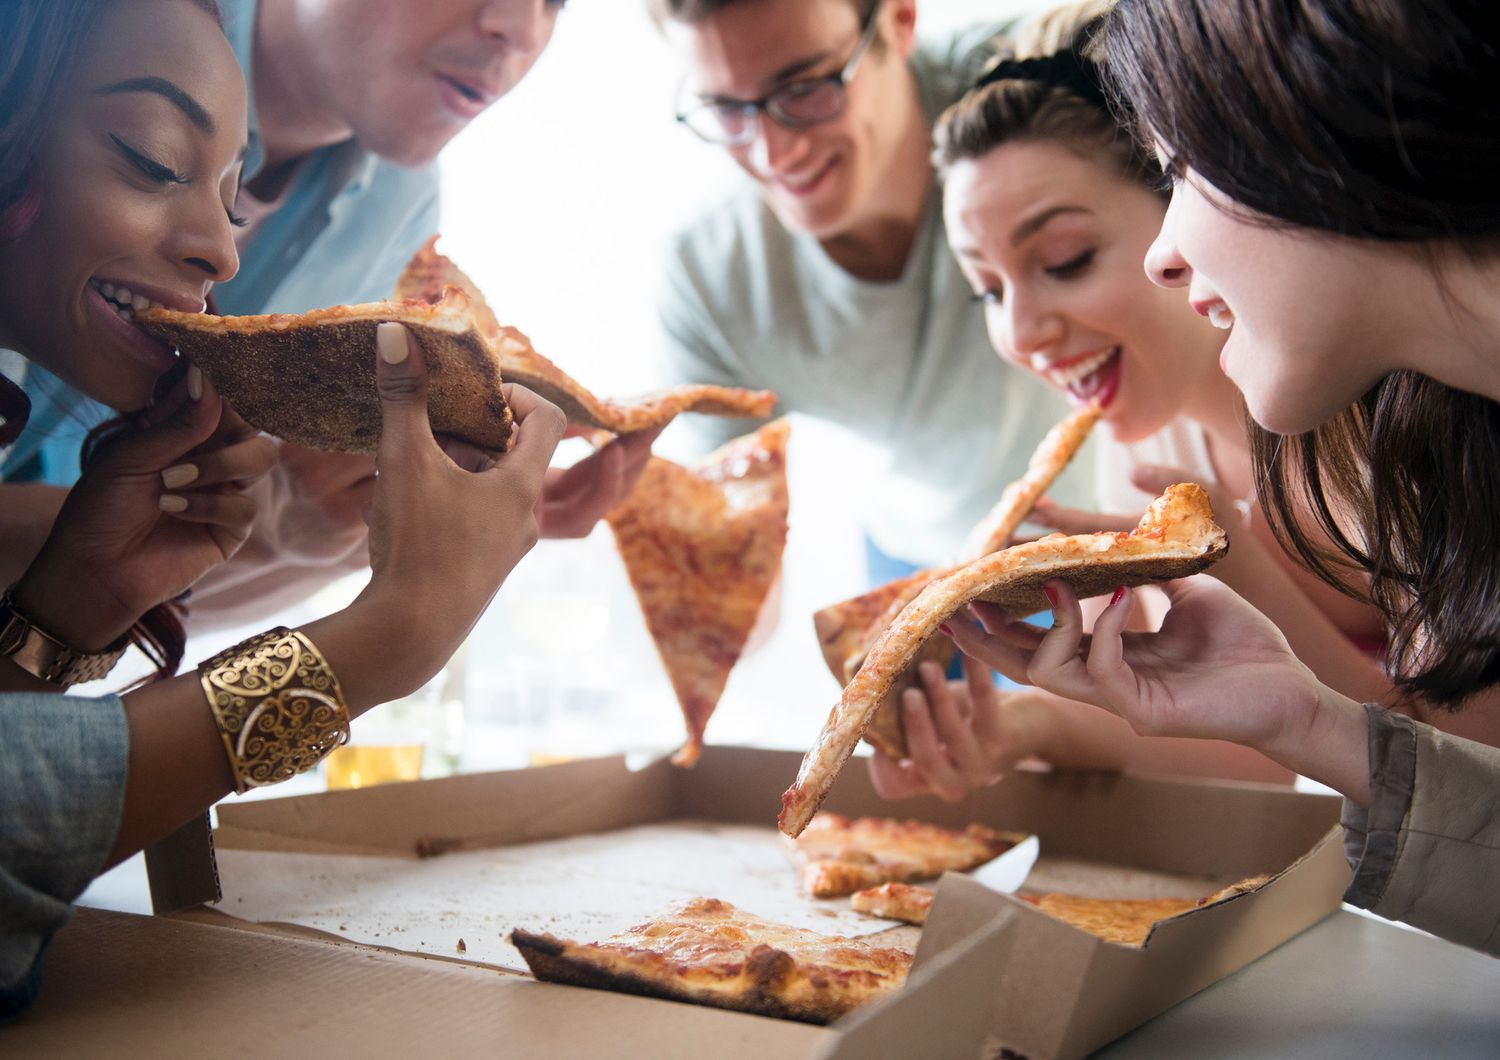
[1030,347,1122,406]
[1206,303,1235,330]
[90,279,168,323]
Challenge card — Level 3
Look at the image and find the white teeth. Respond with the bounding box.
[101,282,116,298]
[115,286,134,306]
[132,294,149,311]
[120,308,132,322]
[1038,348,1117,389]
[1207,303,1235,330]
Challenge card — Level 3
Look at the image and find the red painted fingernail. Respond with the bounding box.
[939,623,953,636]
[1110,585,1127,607]
[1043,585,1059,607]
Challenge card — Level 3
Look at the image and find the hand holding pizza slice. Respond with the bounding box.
[781,484,1229,837]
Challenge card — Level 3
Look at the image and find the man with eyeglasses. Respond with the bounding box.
[651,0,1092,584]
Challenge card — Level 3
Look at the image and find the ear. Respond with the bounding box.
[883,0,919,60]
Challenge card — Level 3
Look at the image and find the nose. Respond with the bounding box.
[745,111,810,178]
[171,190,240,285]
[1144,204,1190,289]
[996,287,1065,364]
[478,0,551,54]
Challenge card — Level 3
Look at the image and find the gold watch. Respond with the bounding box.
[0,587,129,686]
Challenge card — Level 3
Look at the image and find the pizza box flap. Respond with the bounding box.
[912,827,1350,1060]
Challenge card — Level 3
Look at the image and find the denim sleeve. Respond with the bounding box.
[1,693,128,1019]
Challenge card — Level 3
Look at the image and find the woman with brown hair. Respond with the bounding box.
[0,0,565,1015]
[870,0,1406,803]
[948,0,1500,954]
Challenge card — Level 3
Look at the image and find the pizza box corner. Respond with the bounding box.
[113,745,1350,1060]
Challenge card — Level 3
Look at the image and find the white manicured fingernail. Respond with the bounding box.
[187,365,204,401]
[161,463,198,489]
[159,494,188,513]
[377,322,408,365]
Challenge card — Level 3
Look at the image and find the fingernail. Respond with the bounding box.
[187,365,204,401]
[1110,585,1127,607]
[939,623,953,636]
[159,494,188,513]
[377,322,408,365]
[161,463,199,489]
[1043,585,1059,607]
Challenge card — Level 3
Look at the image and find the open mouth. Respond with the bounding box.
[90,279,168,323]
[443,75,484,105]
[1031,347,1122,408]
[1206,303,1235,330]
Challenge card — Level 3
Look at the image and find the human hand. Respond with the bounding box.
[867,655,1049,803]
[354,323,565,698]
[14,368,275,649]
[538,425,666,538]
[946,576,1329,759]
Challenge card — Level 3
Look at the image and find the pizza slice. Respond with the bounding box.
[786,813,1024,898]
[607,420,791,766]
[811,403,1100,759]
[396,237,776,432]
[851,875,1272,940]
[509,897,910,1024]
[137,288,512,454]
[782,484,1229,837]
[850,882,936,925]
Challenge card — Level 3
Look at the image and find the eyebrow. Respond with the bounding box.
[95,77,214,134]
[1010,205,1091,247]
[766,50,835,87]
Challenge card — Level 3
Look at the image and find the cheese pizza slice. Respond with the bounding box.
[510,897,910,1025]
[782,484,1229,837]
[607,420,791,766]
[396,237,776,432]
[812,403,1100,758]
[852,875,1271,941]
[787,813,1024,898]
[137,288,512,454]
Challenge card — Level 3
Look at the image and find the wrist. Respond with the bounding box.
[1258,681,1373,803]
[11,564,138,651]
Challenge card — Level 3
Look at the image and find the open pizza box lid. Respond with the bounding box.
[40,746,1345,1059]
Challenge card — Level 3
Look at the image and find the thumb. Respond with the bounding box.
[375,322,435,460]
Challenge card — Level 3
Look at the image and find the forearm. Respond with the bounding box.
[1028,690,1296,784]
[109,593,422,867]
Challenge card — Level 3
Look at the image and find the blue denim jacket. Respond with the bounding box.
[0,693,128,1020]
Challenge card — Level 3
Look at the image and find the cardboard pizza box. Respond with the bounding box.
[33,746,1346,1059]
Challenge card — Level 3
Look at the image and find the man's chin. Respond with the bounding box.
[351,118,458,169]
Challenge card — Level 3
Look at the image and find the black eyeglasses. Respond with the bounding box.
[675,1,882,147]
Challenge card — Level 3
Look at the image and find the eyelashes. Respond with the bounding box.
[112,133,247,228]
[111,134,188,185]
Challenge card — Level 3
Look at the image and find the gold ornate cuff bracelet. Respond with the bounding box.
[199,627,350,793]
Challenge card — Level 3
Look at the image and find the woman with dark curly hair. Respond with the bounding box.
[949,0,1500,955]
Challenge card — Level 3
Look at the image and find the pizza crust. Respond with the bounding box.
[509,897,910,1025]
[782,484,1229,837]
[812,404,1100,759]
[137,288,513,454]
[397,237,776,432]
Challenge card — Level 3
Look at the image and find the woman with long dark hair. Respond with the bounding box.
[0,0,565,1015]
[947,0,1500,954]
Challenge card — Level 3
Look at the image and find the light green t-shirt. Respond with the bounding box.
[657,24,1094,565]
